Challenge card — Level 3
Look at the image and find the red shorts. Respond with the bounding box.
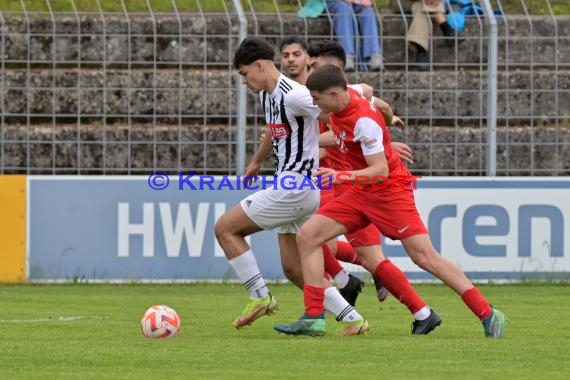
[319,186,381,247]
[317,187,428,241]
[319,186,336,207]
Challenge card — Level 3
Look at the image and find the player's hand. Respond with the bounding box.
[391,142,414,164]
[316,167,338,188]
[391,115,405,129]
[243,160,261,186]
[360,0,373,7]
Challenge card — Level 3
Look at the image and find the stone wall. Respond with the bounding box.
[1,14,569,66]
[2,124,568,175]
[1,69,568,126]
[1,13,569,175]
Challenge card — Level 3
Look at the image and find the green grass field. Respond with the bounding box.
[1,283,569,379]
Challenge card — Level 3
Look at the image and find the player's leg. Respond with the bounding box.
[215,201,277,329]
[334,240,361,264]
[320,183,363,305]
[358,242,440,334]
[275,232,368,336]
[279,232,304,288]
[322,242,364,306]
[352,244,389,302]
[217,181,319,329]
[215,203,261,259]
[346,226,389,302]
[401,234,507,338]
[348,223,439,333]
[274,190,373,336]
[275,214,368,336]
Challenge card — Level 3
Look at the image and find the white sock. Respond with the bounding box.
[413,306,431,321]
[229,250,269,300]
[334,270,350,289]
[324,287,363,322]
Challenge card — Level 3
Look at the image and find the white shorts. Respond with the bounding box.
[240,171,320,234]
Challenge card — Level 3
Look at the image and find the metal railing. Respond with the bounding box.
[0,0,568,176]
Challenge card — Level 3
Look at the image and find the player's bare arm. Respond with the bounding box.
[317,152,389,188]
[357,83,374,100]
[319,130,336,148]
[244,126,272,184]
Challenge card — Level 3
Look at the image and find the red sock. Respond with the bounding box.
[304,284,324,317]
[323,244,343,277]
[375,259,426,314]
[461,287,493,320]
[336,241,361,265]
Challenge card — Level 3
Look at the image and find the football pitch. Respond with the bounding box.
[1,283,568,380]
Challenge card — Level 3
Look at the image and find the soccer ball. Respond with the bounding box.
[141,305,181,339]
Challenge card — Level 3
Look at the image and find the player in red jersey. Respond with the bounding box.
[307,40,411,306]
[277,38,437,334]
[305,41,442,333]
[274,39,439,334]
[278,38,426,316]
[274,65,508,338]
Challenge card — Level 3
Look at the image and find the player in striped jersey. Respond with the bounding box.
[215,37,368,336]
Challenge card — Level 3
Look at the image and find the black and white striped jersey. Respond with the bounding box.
[260,75,321,178]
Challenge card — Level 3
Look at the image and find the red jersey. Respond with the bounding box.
[329,88,411,186]
[318,121,351,171]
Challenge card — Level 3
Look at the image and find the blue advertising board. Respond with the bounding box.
[28,176,570,281]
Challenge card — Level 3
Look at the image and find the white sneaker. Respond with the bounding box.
[367,53,383,71]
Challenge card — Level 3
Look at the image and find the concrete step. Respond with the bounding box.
[1,68,568,125]
[1,124,568,176]
[1,14,569,68]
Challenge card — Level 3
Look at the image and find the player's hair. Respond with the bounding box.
[233,37,275,69]
[307,40,346,68]
[279,36,308,53]
[306,64,347,92]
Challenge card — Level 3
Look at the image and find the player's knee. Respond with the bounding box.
[283,266,303,288]
[214,218,230,243]
[296,228,313,250]
[409,249,435,272]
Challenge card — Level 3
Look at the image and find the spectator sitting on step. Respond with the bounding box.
[327,0,384,72]
[392,0,460,71]
[298,0,383,72]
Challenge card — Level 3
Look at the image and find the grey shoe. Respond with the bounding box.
[367,53,384,71]
[482,307,508,338]
[345,54,355,72]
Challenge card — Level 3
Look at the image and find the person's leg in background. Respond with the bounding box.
[407,1,450,71]
[407,1,432,71]
[353,3,383,71]
[327,0,356,72]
